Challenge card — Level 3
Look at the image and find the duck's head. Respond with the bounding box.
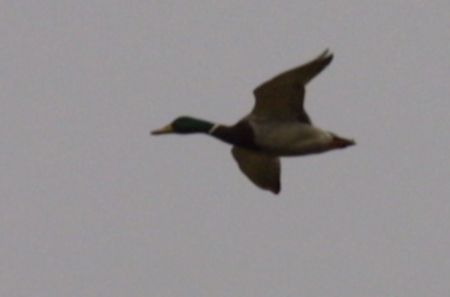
[328,132,356,149]
[151,116,215,135]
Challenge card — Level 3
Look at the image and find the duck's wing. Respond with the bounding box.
[231,146,281,194]
[251,49,333,124]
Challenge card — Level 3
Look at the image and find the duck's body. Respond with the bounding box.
[211,119,335,156]
[246,119,334,156]
[152,50,355,194]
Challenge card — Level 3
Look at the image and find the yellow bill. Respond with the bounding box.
[151,124,174,135]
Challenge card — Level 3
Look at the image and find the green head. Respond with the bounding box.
[151,116,215,135]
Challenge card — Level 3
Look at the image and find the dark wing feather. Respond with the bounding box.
[251,49,333,124]
[231,146,281,194]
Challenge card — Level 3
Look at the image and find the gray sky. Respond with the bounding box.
[2,1,450,296]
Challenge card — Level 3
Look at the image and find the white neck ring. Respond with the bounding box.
[208,124,220,134]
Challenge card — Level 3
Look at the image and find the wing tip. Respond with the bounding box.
[269,182,281,194]
[319,48,334,63]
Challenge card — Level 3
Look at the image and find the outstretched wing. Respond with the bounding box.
[251,49,333,124]
[231,146,281,194]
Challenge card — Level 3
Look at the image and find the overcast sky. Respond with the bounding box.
[1,1,450,296]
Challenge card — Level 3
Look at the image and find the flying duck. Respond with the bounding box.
[151,50,355,194]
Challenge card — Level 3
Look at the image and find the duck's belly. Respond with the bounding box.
[251,122,331,156]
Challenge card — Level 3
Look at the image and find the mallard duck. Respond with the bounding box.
[151,49,355,194]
